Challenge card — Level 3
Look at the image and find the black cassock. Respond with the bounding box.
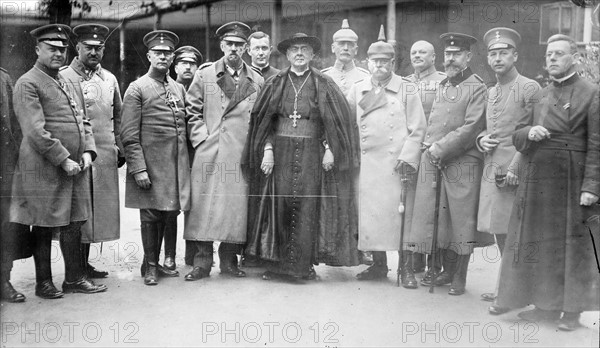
[242,67,361,278]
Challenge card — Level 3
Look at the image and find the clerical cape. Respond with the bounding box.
[242,66,361,277]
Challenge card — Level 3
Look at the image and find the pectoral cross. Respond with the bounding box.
[289,110,301,127]
[167,92,180,112]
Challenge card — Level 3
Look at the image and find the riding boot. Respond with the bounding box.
[420,249,442,285]
[432,248,457,286]
[59,224,84,283]
[400,251,418,289]
[163,217,177,270]
[140,222,159,285]
[0,263,25,302]
[448,254,470,295]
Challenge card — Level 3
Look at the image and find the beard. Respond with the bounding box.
[444,62,464,78]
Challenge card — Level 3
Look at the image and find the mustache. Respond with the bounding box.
[443,62,461,69]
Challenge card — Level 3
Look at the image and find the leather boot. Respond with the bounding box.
[400,251,418,289]
[357,251,388,280]
[448,254,470,295]
[1,271,25,303]
[412,252,426,273]
[420,249,442,286]
[163,217,177,270]
[32,227,63,299]
[140,222,159,285]
[59,224,84,283]
[431,248,457,286]
[81,243,108,278]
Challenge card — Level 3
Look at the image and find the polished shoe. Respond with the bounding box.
[86,264,108,279]
[163,256,176,271]
[431,271,453,286]
[262,271,275,281]
[185,267,209,281]
[157,264,179,277]
[220,264,246,277]
[448,284,465,296]
[401,271,418,289]
[302,266,317,280]
[35,280,64,299]
[558,312,581,331]
[1,280,26,303]
[488,304,510,315]
[144,265,158,286]
[518,308,561,322]
[356,264,388,281]
[62,277,107,294]
[420,268,440,286]
[400,251,418,289]
[481,292,496,302]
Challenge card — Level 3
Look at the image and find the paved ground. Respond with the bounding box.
[1,169,598,347]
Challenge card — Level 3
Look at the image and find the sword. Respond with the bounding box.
[421,142,442,294]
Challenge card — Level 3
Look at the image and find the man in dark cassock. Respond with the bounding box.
[247,31,280,80]
[121,30,190,285]
[10,24,107,298]
[242,33,361,281]
[494,34,599,332]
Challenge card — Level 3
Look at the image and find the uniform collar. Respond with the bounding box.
[71,57,104,80]
[442,66,473,86]
[34,61,59,78]
[413,65,437,80]
[496,66,519,85]
[333,60,356,72]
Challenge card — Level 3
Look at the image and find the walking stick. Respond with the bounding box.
[429,158,442,294]
[396,170,409,287]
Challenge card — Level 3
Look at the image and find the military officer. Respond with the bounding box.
[60,23,124,279]
[405,40,446,274]
[347,26,426,288]
[121,30,190,285]
[322,19,370,97]
[10,24,106,298]
[184,21,263,281]
[476,28,541,312]
[405,33,486,296]
[173,45,203,91]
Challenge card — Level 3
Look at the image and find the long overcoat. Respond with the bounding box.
[184,58,263,243]
[120,73,190,211]
[10,63,96,227]
[476,72,541,235]
[61,58,122,242]
[347,74,426,251]
[405,68,487,255]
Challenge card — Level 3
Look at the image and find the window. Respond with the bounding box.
[540,2,600,44]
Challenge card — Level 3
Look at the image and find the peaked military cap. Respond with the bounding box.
[367,25,394,59]
[30,24,71,48]
[483,27,521,51]
[440,32,477,52]
[73,23,109,46]
[216,21,251,43]
[277,33,321,54]
[143,30,179,51]
[174,46,203,65]
[332,19,358,42]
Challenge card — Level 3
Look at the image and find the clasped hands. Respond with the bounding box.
[60,152,92,176]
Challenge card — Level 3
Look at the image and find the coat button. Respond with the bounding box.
[362,150,366,154]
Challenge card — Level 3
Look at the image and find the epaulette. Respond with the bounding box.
[198,62,213,70]
[357,67,370,75]
[0,67,6,73]
[321,66,333,73]
[473,74,484,82]
[437,71,447,77]
[401,76,412,82]
[59,66,69,71]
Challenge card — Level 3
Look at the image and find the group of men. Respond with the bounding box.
[0,18,598,333]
